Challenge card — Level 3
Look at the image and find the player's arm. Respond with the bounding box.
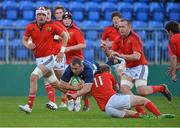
[66,30,86,52]
[55,27,69,62]
[170,55,177,81]
[116,51,141,61]
[59,80,83,93]
[23,26,36,49]
[23,36,36,50]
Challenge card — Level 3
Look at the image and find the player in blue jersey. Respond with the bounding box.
[60,56,99,111]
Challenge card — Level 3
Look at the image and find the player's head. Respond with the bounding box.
[36,7,47,24]
[165,21,180,36]
[70,56,83,75]
[118,19,131,38]
[111,11,122,29]
[54,6,65,21]
[44,6,52,22]
[62,11,73,28]
[95,64,111,74]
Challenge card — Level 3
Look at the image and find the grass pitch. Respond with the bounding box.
[0,96,180,127]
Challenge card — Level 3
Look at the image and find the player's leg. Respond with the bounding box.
[120,74,146,114]
[134,65,172,101]
[105,94,143,118]
[19,64,49,113]
[82,93,91,111]
[130,95,161,117]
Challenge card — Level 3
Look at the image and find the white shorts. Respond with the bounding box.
[36,55,55,70]
[53,55,66,70]
[105,94,130,118]
[123,65,148,80]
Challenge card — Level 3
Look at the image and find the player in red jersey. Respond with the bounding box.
[62,11,87,111]
[42,6,69,110]
[101,12,125,83]
[19,7,82,114]
[165,21,180,82]
[68,64,174,118]
[102,19,172,115]
[101,11,121,49]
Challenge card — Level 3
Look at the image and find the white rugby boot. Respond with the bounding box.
[74,97,81,112]
[19,104,32,114]
[67,99,75,111]
[46,101,58,110]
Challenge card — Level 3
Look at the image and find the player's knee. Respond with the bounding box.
[30,73,39,82]
[136,87,148,96]
[120,85,132,94]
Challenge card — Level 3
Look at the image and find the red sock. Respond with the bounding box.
[84,98,90,107]
[61,97,66,104]
[45,84,56,103]
[151,85,165,93]
[135,106,147,115]
[132,112,141,118]
[27,93,36,109]
[144,101,161,116]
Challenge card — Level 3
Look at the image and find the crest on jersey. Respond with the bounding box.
[127,40,131,45]
[46,27,52,32]
[69,32,74,36]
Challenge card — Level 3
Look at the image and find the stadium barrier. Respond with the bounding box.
[0,64,180,96]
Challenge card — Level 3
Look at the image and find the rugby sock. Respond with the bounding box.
[144,101,161,116]
[61,97,66,104]
[45,84,56,103]
[27,93,36,109]
[84,98,90,107]
[151,86,165,93]
[135,106,147,115]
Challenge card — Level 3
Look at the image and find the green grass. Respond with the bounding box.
[0,96,180,127]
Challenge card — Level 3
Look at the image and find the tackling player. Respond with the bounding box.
[68,64,175,119]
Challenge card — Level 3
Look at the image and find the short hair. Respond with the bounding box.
[120,19,131,26]
[54,6,65,14]
[71,57,82,66]
[95,64,111,74]
[165,21,180,34]
[111,11,121,19]
[44,6,50,11]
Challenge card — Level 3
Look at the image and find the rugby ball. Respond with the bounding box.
[69,76,81,86]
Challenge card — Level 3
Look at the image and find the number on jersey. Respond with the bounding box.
[94,76,103,88]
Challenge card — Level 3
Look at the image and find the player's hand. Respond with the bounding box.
[54,35,62,40]
[172,74,177,82]
[66,92,77,100]
[167,67,173,76]
[27,42,36,50]
[65,47,71,52]
[56,52,64,62]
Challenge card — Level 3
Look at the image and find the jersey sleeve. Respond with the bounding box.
[83,69,94,83]
[53,24,64,36]
[74,29,85,44]
[111,36,120,51]
[168,41,177,56]
[61,66,73,82]
[101,28,108,40]
[24,24,31,38]
[131,36,143,53]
